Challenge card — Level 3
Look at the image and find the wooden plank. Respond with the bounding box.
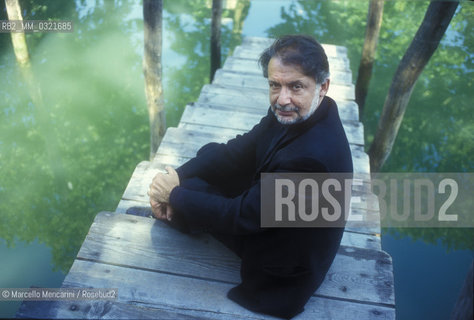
[120,161,162,203]
[212,72,355,101]
[352,190,380,213]
[116,199,150,215]
[16,300,56,319]
[152,153,190,169]
[17,299,213,320]
[159,125,366,154]
[234,37,347,58]
[341,231,381,251]
[197,90,360,122]
[57,259,393,320]
[75,212,392,306]
[229,47,350,67]
[178,105,364,145]
[179,104,262,131]
[198,83,360,121]
[221,57,352,84]
[240,37,349,59]
[345,208,381,234]
[222,53,352,74]
[231,46,351,68]
[231,42,349,60]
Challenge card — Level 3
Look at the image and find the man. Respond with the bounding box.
[148,35,353,319]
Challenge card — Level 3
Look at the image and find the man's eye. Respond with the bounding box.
[269,83,280,89]
[292,84,303,90]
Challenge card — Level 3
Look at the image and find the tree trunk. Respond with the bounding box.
[210,0,222,82]
[355,0,384,118]
[143,0,166,160]
[368,1,459,172]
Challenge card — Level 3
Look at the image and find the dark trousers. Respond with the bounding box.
[170,177,344,319]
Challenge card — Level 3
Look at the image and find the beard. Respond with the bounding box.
[271,104,303,125]
[271,85,322,125]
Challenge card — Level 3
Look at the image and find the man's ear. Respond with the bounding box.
[319,79,330,98]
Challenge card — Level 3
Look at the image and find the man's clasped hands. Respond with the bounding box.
[147,166,180,221]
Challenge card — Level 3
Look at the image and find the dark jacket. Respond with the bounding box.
[169,96,353,318]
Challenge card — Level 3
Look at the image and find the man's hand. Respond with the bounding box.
[150,198,174,221]
[148,166,180,203]
[148,166,179,221]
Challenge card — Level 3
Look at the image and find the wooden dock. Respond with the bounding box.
[17,37,395,319]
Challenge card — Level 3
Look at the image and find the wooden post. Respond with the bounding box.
[368,1,459,172]
[355,0,384,117]
[232,0,250,36]
[210,0,222,82]
[5,0,31,70]
[5,0,40,107]
[143,0,166,160]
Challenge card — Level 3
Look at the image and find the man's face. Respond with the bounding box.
[267,57,329,125]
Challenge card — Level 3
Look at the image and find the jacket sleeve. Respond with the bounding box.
[169,157,327,235]
[176,113,274,185]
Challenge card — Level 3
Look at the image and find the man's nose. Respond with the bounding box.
[277,87,291,106]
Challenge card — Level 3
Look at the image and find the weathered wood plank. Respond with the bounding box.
[196,88,360,122]
[232,40,348,60]
[116,198,150,215]
[57,259,393,320]
[17,299,212,320]
[75,212,391,306]
[212,72,355,101]
[198,84,360,120]
[228,47,350,68]
[233,42,347,63]
[221,57,352,84]
[178,105,364,145]
[240,37,349,59]
[222,55,352,83]
[16,300,56,319]
[342,231,381,251]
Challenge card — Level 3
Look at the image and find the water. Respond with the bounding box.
[1,1,472,319]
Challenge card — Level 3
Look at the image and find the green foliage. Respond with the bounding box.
[384,228,474,252]
[0,0,149,271]
[0,0,253,272]
[163,0,246,127]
